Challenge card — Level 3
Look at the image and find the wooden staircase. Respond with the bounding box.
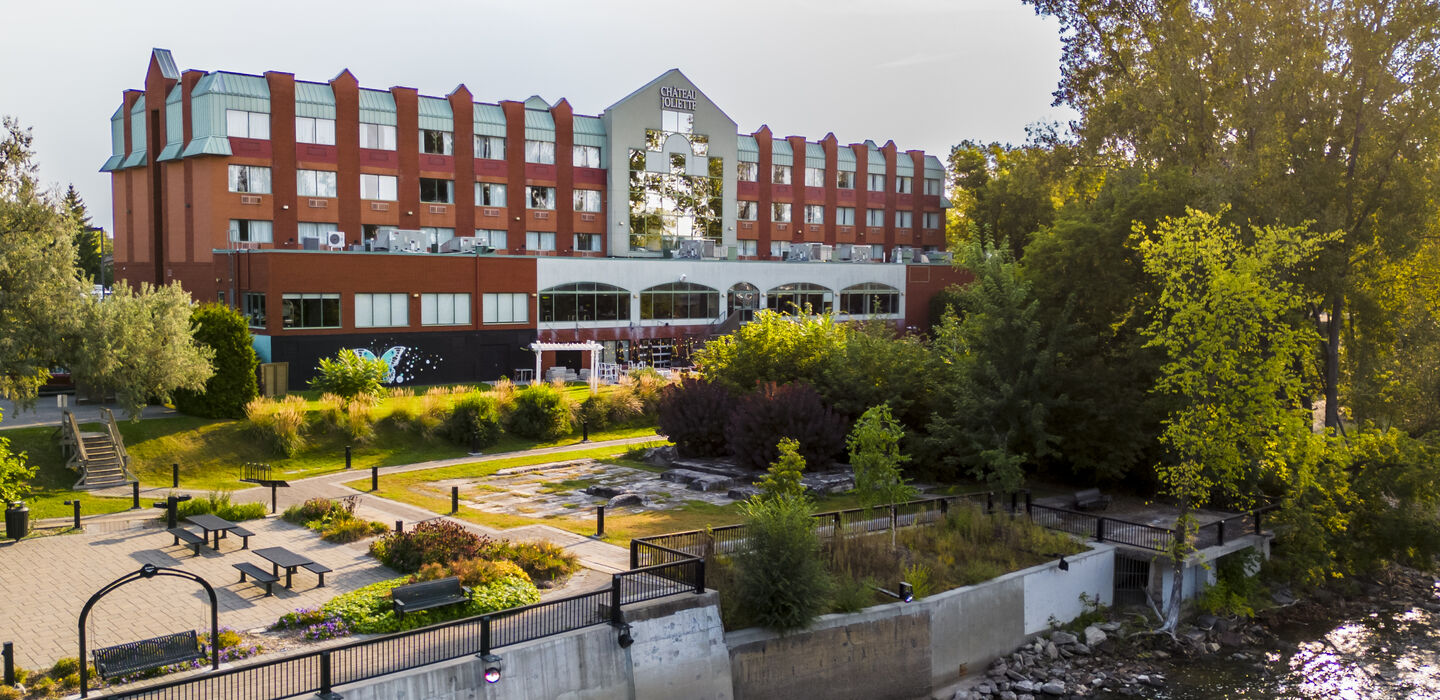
[60,408,136,490]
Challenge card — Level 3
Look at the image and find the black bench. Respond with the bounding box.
[301,561,333,587]
[168,527,206,556]
[233,562,281,596]
[1074,488,1113,511]
[93,630,205,680]
[392,576,470,618]
[229,524,255,549]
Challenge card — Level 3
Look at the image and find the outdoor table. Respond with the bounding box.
[254,546,314,589]
[185,513,239,550]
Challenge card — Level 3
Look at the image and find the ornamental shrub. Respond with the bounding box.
[443,394,503,448]
[483,540,580,585]
[657,377,732,457]
[176,491,267,521]
[245,396,306,456]
[173,303,259,419]
[320,575,539,634]
[734,493,832,632]
[726,382,847,471]
[507,382,574,440]
[308,349,389,399]
[369,519,492,573]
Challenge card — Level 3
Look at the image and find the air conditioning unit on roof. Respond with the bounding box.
[324,231,346,250]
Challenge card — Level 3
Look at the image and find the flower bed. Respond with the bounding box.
[282,496,389,543]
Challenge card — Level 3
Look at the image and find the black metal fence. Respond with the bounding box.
[93,557,706,699]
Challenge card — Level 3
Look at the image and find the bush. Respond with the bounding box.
[321,575,539,634]
[0,684,18,700]
[507,383,574,440]
[245,396,306,457]
[173,303,260,419]
[49,657,79,678]
[283,497,344,525]
[621,367,669,415]
[369,520,491,573]
[734,494,833,632]
[322,518,387,544]
[578,391,642,431]
[308,349,389,399]
[727,382,848,471]
[658,377,733,457]
[484,540,580,585]
[443,394,503,448]
[176,491,267,522]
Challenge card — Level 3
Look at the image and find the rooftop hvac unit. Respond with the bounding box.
[836,244,853,261]
[851,246,872,263]
[676,239,704,259]
[324,231,346,250]
[370,229,399,251]
[391,229,425,253]
[789,245,812,262]
[440,236,477,254]
[301,237,321,250]
[702,240,717,258]
[818,244,834,262]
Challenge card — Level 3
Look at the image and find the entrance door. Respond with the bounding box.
[727,282,760,323]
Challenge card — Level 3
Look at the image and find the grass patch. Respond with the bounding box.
[538,478,597,494]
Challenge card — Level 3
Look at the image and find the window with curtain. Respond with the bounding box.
[482,293,528,324]
[420,129,453,155]
[226,110,269,139]
[229,219,273,243]
[476,182,506,207]
[228,165,271,194]
[524,140,555,164]
[355,293,408,328]
[296,116,335,145]
[475,135,505,159]
[421,293,470,325]
[359,122,396,150]
[297,169,337,198]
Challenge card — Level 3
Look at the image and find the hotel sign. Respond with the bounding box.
[659,86,696,111]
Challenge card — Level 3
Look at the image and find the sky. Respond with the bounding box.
[0,0,1075,233]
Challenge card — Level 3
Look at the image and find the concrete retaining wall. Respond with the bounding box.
[726,544,1116,700]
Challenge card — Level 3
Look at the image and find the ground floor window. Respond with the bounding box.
[243,293,266,328]
[601,339,631,365]
[767,283,832,314]
[355,293,408,328]
[482,293,528,324]
[839,283,900,316]
[634,338,674,368]
[421,293,471,326]
[281,293,340,329]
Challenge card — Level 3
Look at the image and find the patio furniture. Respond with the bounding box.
[167,527,206,557]
[185,513,241,550]
[233,562,280,596]
[254,546,319,589]
[1074,488,1113,511]
[92,630,205,680]
[229,524,255,549]
[392,576,470,618]
[301,561,333,587]
[513,368,534,383]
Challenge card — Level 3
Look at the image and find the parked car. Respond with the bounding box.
[40,367,75,395]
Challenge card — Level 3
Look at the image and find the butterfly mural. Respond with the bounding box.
[351,346,406,383]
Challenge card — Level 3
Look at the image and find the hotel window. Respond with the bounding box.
[242,293,266,328]
[573,144,602,168]
[538,283,631,323]
[527,186,556,210]
[297,169,337,198]
[226,110,269,139]
[661,109,693,134]
[766,283,832,314]
[421,293,470,326]
[420,178,454,204]
[641,282,720,321]
[737,240,757,256]
[475,135,505,160]
[228,165,271,194]
[281,293,340,329]
[772,202,792,223]
[924,178,942,196]
[868,173,885,190]
[691,134,710,157]
[872,244,886,260]
[772,165,791,185]
[229,219,272,243]
[669,153,686,175]
[837,207,855,226]
[923,212,941,229]
[896,211,913,228]
[420,129,453,155]
[737,162,758,182]
[574,233,602,252]
[475,229,507,249]
[420,227,455,248]
[840,283,900,316]
[804,205,825,224]
[737,200,758,220]
[573,189,602,213]
[524,140,555,164]
[359,122,396,150]
[770,241,791,257]
[296,116,335,145]
[296,222,338,247]
[355,293,408,328]
[360,174,398,201]
[895,176,913,194]
[804,167,825,187]
[526,231,556,251]
[482,293,528,324]
[837,171,854,189]
[476,182,507,207]
[866,209,885,227]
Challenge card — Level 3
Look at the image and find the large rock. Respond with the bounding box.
[642,445,677,466]
[1040,681,1067,695]
[660,468,706,485]
[1051,631,1078,646]
[727,485,760,501]
[606,492,646,508]
[584,484,626,498]
[687,474,734,492]
[1084,625,1108,647]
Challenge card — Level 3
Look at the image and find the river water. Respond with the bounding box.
[1104,603,1440,699]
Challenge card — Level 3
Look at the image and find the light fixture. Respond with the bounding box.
[617,624,634,648]
[899,582,914,603]
[1058,556,1070,572]
[281,204,289,210]
[479,653,503,683]
[407,210,414,216]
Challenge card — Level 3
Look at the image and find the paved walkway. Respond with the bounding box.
[0,397,175,430]
[4,437,652,670]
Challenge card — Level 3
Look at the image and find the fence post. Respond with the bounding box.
[370,464,378,492]
[610,574,623,625]
[695,557,706,594]
[941,497,951,517]
[172,463,179,489]
[394,520,403,535]
[1025,491,1033,515]
[596,504,606,538]
[1096,517,1106,542]
[1010,491,1018,513]
[1216,520,1226,547]
[4,641,14,687]
[317,650,339,699]
[63,500,81,530]
[629,540,639,569]
[451,486,459,514]
[131,482,141,510]
[344,445,352,470]
[480,616,492,657]
[833,512,842,537]
[1254,509,1263,534]
[984,492,993,514]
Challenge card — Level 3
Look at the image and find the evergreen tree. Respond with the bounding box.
[62,184,107,284]
[173,303,260,418]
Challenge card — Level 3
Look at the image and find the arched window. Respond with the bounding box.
[641,282,720,320]
[839,282,900,316]
[727,282,760,322]
[766,283,832,314]
[538,282,631,322]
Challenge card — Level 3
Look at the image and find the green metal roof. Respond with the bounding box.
[940,196,953,208]
[418,96,452,131]
[158,86,184,161]
[474,103,506,137]
[358,89,395,126]
[183,86,232,158]
[896,160,915,176]
[524,109,554,141]
[573,115,605,135]
[806,142,825,168]
[924,155,945,179]
[152,48,179,79]
[836,147,856,169]
[295,81,336,119]
[195,72,270,99]
[120,100,146,168]
[771,139,792,166]
[101,105,125,171]
[867,144,886,174]
[523,95,549,110]
[181,136,232,158]
[738,135,758,162]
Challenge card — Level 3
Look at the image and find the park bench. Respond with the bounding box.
[168,527,206,557]
[233,562,281,596]
[228,524,254,549]
[93,630,205,679]
[1074,488,1113,511]
[301,561,333,587]
[392,577,471,618]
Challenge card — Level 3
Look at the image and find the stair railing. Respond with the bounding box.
[100,407,136,482]
[63,410,94,487]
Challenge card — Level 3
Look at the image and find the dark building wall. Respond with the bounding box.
[270,327,537,389]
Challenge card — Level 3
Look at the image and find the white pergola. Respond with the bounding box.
[527,340,604,394]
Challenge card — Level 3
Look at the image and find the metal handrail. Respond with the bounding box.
[100,408,135,482]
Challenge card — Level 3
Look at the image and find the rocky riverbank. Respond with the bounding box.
[951,565,1440,700]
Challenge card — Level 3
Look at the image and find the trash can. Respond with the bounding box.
[5,502,29,540]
